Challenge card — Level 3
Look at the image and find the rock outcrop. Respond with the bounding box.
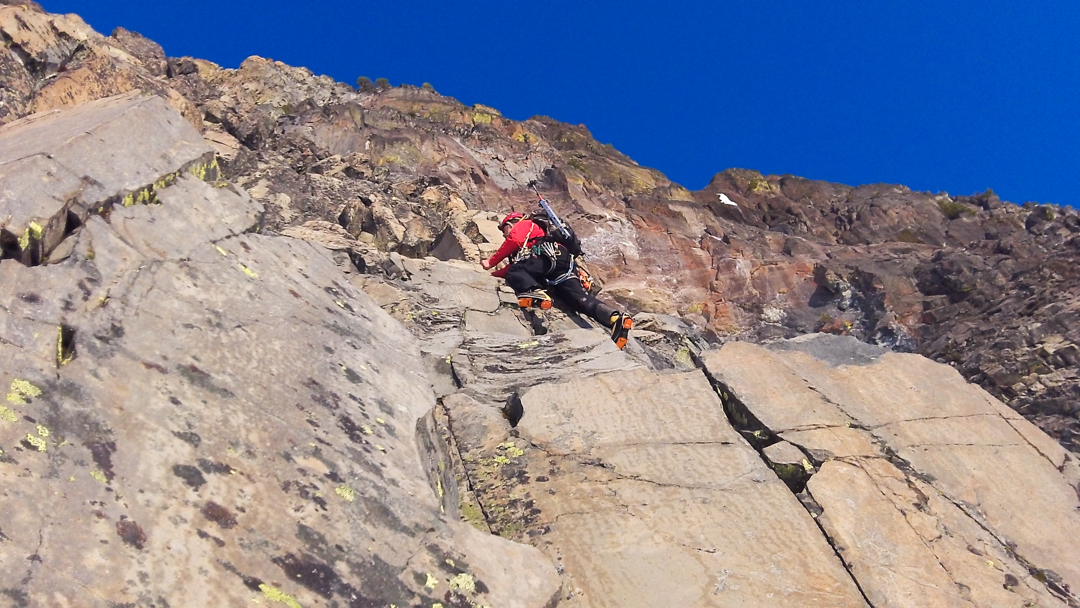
[0,90,559,608]
[703,335,1080,607]
[5,2,1078,455]
[2,5,1079,607]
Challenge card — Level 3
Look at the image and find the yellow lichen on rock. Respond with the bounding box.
[36,425,49,438]
[26,434,47,452]
[57,326,75,366]
[239,263,259,279]
[424,573,439,590]
[188,157,220,182]
[8,379,42,404]
[259,584,302,608]
[471,112,493,126]
[90,470,107,483]
[497,442,524,459]
[448,573,477,593]
[0,406,18,422]
[17,221,44,250]
[334,484,356,502]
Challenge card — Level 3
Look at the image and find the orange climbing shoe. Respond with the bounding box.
[610,312,633,350]
[518,290,553,310]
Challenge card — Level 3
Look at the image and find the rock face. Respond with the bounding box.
[703,335,1080,608]
[4,2,1079,456]
[0,92,559,608]
[3,5,1080,607]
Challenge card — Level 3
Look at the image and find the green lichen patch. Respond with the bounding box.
[334,484,356,502]
[17,221,44,250]
[938,199,976,220]
[189,157,221,182]
[7,379,42,404]
[448,573,476,593]
[496,442,524,459]
[259,584,302,608]
[25,434,47,452]
[57,325,76,366]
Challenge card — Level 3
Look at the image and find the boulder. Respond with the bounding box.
[703,334,1080,607]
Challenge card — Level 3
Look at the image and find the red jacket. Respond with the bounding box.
[486,219,545,278]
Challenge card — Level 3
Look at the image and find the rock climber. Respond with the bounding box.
[481,212,634,349]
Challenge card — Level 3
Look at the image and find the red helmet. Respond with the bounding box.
[499,212,524,230]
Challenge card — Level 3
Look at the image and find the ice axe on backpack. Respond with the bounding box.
[528,180,572,241]
[526,180,599,295]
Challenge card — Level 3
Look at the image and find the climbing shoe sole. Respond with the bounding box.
[611,314,633,350]
[518,295,553,310]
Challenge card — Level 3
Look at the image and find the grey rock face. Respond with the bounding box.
[4,9,1080,607]
[0,92,215,265]
[0,91,559,608]
[703,334,1080,608]
[513,370,868,607]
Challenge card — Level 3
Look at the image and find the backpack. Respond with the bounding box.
[528,210,583,256]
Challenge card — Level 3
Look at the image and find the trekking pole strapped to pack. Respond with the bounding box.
[529,181,572,241]
[526,181,584,257]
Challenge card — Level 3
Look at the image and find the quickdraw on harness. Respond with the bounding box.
[534,241,578,286]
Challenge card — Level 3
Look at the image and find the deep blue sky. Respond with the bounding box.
[43,1,1079,206]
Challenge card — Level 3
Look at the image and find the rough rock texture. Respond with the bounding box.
[0,92,559,608]
[4,5,1080,607]
[703,334,1080,607]
[0,92,215,265]
[357,241,1080,607]
[512,370,867,607]
[4,3,1078,455]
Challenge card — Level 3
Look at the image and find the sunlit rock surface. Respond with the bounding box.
[703,335,1080,607]
[0,93,558,608]
[3,4,1080,606]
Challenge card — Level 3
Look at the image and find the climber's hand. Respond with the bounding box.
[481,259,492,270]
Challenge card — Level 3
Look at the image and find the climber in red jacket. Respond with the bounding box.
[481,212,634,349]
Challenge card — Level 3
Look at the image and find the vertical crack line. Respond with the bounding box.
[697,363,877,605]
[437,398,493,533]
[805,503,878,608]
[860,464,963,595]
[884,449,1079,607]
[1004,418,1066,473]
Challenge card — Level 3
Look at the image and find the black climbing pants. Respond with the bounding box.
[503,247,616,328]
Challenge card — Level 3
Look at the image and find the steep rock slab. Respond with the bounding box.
[451,329,642,408]
[0,97,558,608]
[0,92,214,264]
[703,335,1080,607]
[505,370,868,607]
